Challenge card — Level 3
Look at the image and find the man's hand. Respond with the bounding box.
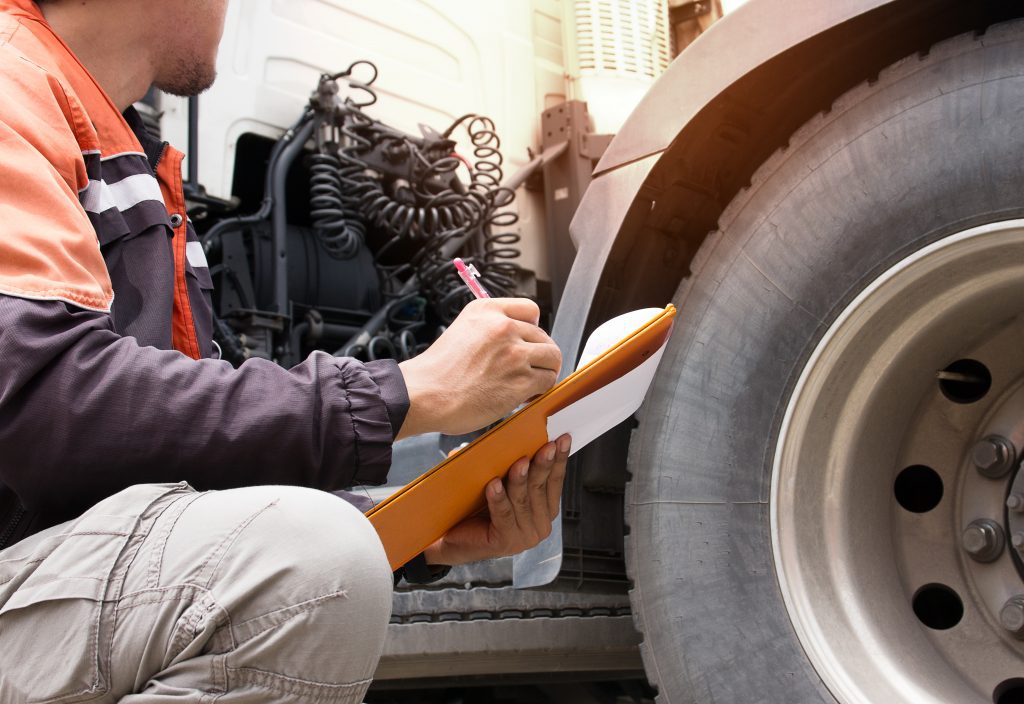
[397,298,561,438]
[422,434,571,566]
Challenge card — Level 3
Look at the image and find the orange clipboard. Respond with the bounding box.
[366,304,676,570]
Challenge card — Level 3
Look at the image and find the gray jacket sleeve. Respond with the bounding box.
[0,295,409,524]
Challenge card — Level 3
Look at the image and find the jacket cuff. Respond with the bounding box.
[329,355,402,486]
[365,358,410,438]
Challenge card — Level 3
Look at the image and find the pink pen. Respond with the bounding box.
[453,257,491,299]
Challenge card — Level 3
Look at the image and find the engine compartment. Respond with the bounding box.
[196,64,539,369]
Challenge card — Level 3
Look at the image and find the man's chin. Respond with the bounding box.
[153,67,217,98]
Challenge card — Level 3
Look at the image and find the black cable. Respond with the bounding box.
[212,314,247,366]
[308,118,366,259]
[291,68,527,360]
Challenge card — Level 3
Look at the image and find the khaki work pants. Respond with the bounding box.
[0,483,393,703]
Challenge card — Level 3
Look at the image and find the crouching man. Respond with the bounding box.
[0,1,568,701]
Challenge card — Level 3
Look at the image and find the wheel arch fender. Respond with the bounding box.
[553,0,1024,366]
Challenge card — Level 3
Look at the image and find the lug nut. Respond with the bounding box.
[962,519,1005,562]
[1008,494,1024,512]
[1000,596,1024,638]
[972,435,1016,478]
[1013,532,1024,552]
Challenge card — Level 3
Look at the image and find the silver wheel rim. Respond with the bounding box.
[772,219,1024,704]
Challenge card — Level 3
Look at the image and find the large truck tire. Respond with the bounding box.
[626,21,1024,704]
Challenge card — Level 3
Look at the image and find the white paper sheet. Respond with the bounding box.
[546,308,668,454]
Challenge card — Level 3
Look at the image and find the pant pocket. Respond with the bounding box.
[0,518,132,703]
[0,484,189,703]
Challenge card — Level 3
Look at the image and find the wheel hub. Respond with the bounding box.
[772,220,1024,704]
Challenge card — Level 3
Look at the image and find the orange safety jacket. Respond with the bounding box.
[0,0,408,548]
[0,0,211,358]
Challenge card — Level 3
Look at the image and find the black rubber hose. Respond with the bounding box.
[200,111,314,249]
[270,117,317,316]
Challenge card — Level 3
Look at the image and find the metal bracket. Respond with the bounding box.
[580,132,613,161]
[538,100,613,308]
[670,0,713,24]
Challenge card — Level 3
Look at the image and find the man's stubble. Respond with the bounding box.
[154,54,217,98]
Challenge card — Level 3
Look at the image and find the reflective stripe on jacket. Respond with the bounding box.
[0,0,210,357]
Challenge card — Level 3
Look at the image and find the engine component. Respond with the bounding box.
[304,63,527,358]
[202,61,532,369]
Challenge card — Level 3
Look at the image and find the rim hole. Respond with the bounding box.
[994,679,1024,704]
[938,359,991,403]
[912,584,963,630]
[894,465,943,513]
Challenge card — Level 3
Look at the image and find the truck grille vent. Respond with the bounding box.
[574,0,671,79]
